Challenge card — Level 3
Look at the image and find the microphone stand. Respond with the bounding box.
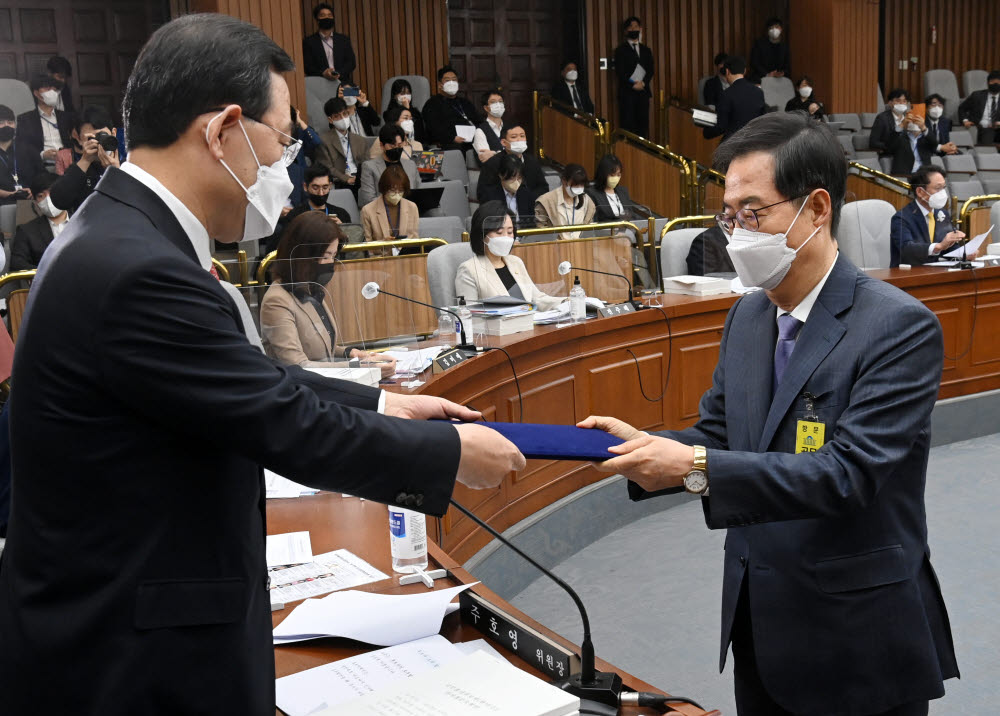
[565,266,647,310]
[946,214,974,270]
[373,288,478,355]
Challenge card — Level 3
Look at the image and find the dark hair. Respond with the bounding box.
[389,79,412,97]
[46,56,72,77]
[713,52,727,65]
[713,112,846,233]
[910,166,946,194]
[30,170,59,196]
[723,55,746,76]
[480,89,503,107]
[765,17,783,29]
[304,164,332,185]
[29,74,58,92]
[593,154,623,191]
[924,93,946,106]
[76,105,113,132]
[561,163,587,185]
[379,123,405,146]
[502,124,524,140]
[324,97,347,117]
[312,3,333,20]
[437,65,457,82]
[123,14,293,150]
[622,16,641,31]
[0,105,14,123]
[384,104,407,125]
[378,163,410,196]
[988,70,1000,82]
[797,75,813,87]
[273,211,343,285]
[560,59,578,71]
[497,153,524,181]
[886,87,909,102]
[470,200,515,255]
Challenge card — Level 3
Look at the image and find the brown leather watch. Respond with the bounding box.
[683,445,709,495]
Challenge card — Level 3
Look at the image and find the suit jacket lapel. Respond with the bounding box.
[744,295,776,450]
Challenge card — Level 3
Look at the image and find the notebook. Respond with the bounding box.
[478,421,624,461]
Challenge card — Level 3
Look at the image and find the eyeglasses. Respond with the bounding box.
[253,119,302,167]
[715,194,807,235]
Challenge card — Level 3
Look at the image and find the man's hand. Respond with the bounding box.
[593,434,695,493]
[346,175,356,185]
[941,141,959,154]
[906,113,926,131]
[633,80,645,91]
[383,392,480,422]
[453,135,466,144]
[97,148,119,169]
[331,215,342,224]
[294,107,308,132]
[358,90,368,105]
[454,423,526,489]
[935,230,965,253]
[577,415,646,442]
[963,119,974,128]
[280,206,293,217]
[42,148,58,161]
[808,102,820,115]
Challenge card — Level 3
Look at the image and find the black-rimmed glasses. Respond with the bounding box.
[715,194,806,235]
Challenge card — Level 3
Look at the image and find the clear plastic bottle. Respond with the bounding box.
[456,296,472,342]
[388,505,428,573]
[438,310,456,346]
[570,275,587,322]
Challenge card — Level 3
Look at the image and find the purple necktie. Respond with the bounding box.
[773,313,803,390]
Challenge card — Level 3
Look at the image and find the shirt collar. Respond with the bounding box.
[776,251,838,326]
[916,200,931,218]
[119,161,213,271]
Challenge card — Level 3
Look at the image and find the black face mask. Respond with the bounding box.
[317,18,334,31]
[0,126,13,142]
[990,84,1000,95]
[315,267,335,286]
[626,30,640,40]
[308,191,329,207]
[384,146,404,162]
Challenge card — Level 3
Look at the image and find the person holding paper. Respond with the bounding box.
[583,112,957,715]
[421,65,480,152]
[614,16,654,138]
[703,56,765,142]
[0,15,526,716]
[889,166,975,267]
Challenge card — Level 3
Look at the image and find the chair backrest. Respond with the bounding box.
[659,228,704,281]
[923,69,961,121]
[426,242,475,307]
[440,149,469,187]
[328,188,361,223]
[761,76,795,111]
[929,154,945,169]
[992,202,1000,238]
[697,76,712,106]
[974,153,1000,171]
[963,70,989,97]
[380,75,432,117]
[305,76,340,130]
[467,169,480,204]
[829,113,861,133]
[418,215,465,244]
[0,79,34,116]
[837,199,896,269]
[973,145,998,155]
[879,156,893,173]
[852,133,870,151]
[861,112,878,129]
[948,179,985,199]
[949,128,974,148]
[837,134,855,158]
[944,154,978,175]
[435,179,471,219]
[0,205,16,240]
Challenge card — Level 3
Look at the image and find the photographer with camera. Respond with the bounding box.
[50,105,119,214]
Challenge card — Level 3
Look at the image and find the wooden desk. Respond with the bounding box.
[269,494,715,716]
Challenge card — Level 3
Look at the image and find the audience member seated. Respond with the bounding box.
[15,74,73,186]
[456,200,562,309]
[534,163,595,239]
[11,171,68,270]
[358,124,420,208]
[870,88,912,158]
[369,105,423,160]
[587,154,637,223]
[551,60,594,114]
[703,56,765,142]
[685,225,735,276]
[302,3,356,83]
[958,70,1000,146]
[421,65,480,151]
[315,97,366,191]
[477,124,547,203]
[0,105,30,206]
[882,108,930,176]
[921,94,958,156]
[889,167,974,267]
[260,212,393,375]
[703,53,729,107]
[267,164,351,255]
[750,17,790,79]
[784,76,825,120]
[472,89,506,164]
[46,56,75,114]
[339,82,381,136]
[361,164,419,252]
[383,78,426,143]
[285,106,323,209]
[48,105,118,215]
[478,153,535,229]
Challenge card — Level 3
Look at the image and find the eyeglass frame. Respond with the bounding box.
[203,106,302,167]
[715,193,809,235]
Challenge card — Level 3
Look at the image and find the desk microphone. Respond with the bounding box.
[361,282,477,354]
[557,261,646,310]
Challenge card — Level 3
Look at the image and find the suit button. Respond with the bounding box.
[414,494,424,507]
[739,556,747,567]
[395,492,407,505]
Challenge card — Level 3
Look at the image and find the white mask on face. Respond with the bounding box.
[565,70,579,82]
[928,106,943,119]
[892,103,909,115]
[38,195,61,218]
[332,117,351,131]
[397,93,411,105]
[489,102,505,118]
[400,119,415,135]
[509,140,528,154]
[442,80,459,96]
[344,96,358,107]
[568,185,585,197]
[798,86,813,98]
[487,235,514,257]
[40,89,60,107]
[725,195,821,290]
[210,115,293,242]
[768,27,782,40]
[925,186,948,211]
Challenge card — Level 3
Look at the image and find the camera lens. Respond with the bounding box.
[96,131,117,152]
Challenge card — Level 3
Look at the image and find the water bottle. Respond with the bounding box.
[456,296,472,341]
[438,310,455,346]
[570,276,587,322]
[388,505,428,573]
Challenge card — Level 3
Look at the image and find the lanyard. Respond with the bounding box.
[452,99,469,123]
[0,145,18,184]
[39,112,59,130]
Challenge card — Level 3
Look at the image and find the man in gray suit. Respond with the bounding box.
[583,112,957,715]
[357,124,419,208]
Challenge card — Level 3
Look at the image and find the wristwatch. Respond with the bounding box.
[683,445,709,496]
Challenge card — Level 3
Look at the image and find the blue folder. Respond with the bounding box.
[478,421,624,461]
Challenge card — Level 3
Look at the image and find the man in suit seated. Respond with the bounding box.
[357,124,420,208]
[421,65,480,152]
[478,153,535,229]
[685,225,735,276]
[583,111,958,715]
[702,52,729,107]
[15,74,73,187]
[302,3,356,83]
[315,97,367,192]
[870,88,914,159]
[0,104,35,206]
[265,164,352,255]
[881,111,931,177]
[958,69,1000,146]
[11,171,69,270]
[614,16,655,138]
[920,94,959,156]
[477,124,547,204]
[889,167,972,267]
[551,60,594,115]
[703,56,765,142]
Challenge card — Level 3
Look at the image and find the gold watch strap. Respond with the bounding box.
[692,445,707,474]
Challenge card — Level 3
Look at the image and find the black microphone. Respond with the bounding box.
[557,261,646,310]
[361,282,478,354]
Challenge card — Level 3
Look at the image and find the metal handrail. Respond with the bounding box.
[847,161,913,192]
[659,215,716,242]
[695,168,727,214]
[210,258,231,282]
[0,269,36,290]
[534,91,610,169]
[958,194,1000,233]
[517,220,643,241]
[608,128,698,216]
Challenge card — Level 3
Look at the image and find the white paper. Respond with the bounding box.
[925,260,986,268]
[267,531,313,568]
[629,64,646,84]
[383,346,444,374]
[269,549,390,604]
[306,366,381,387]
[265,469,318,499]
[455,125,476,142]
[452,638,507,664]
[943,225,993,258]
[275,635,465,716]
[692,108,718,126]
[273,582,475,646]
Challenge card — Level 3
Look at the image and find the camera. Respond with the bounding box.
[95,131,118,152]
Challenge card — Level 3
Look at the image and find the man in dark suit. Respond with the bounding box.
[0,16,524,716]
[685,225,735,276]
[749,17,791,80]
[478,152,536,229]
[889,167,970,267]
[477,124,548,204]
[881,112,932,177]
[585,112,957,715]
[920,94,959,156]
[551,60,594,115]
[302,3,356,83]
[702,52,729,107]
[14,74,73,187]
[48,105,120,214]
[703,56,765,142]
[870,88,912,160]
[614,16,655,138]
[421,65,480,152]
[958,69,1000,145]
[11,171,69,270]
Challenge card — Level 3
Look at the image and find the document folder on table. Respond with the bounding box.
[478,422,623,461]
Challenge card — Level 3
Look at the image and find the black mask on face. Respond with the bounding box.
[307,191,329,207]
[317,17,334,31]
[315,267,335,286]
[626,30,640,40]
[384,146,404,162]
[990,84,1000,95]
[0,126,13,142]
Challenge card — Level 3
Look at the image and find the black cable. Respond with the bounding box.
[482,346,523,422]
[621,691,706,712]
[942,264,978,362]
[626,304,673,402]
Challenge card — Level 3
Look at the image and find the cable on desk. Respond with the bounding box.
[942,265,978,362]
[483,346,523,422]
[626,305,673,402]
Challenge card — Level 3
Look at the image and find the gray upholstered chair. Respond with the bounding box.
[427,242,475,308]
[837,199,896,269]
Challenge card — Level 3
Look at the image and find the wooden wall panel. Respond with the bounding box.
[883,0,1000,102]
[845,174,911,210]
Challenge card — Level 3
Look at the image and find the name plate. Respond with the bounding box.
[598,302,636,318]
[432,348,468,374]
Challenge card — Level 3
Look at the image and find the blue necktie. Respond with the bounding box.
[774,314,803,390]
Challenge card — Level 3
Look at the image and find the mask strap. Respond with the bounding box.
[206,110,260,194]
[793,224,822,255]
[787,192,821,253]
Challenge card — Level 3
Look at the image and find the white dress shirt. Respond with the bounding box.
[982,93,998,129]
[338,130,356,174]
[775,251,838,329]
[605,189,623,217]
[38,109,62,156]
[320,32,335,71]
[48,215,69,238]
[472,116,503,156]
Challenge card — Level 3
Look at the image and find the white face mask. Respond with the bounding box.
[40,89,60,107]
[798,86,813,98]
[442,80,459,96]
[925,187,948,211]
[486,234,514,257]
[489,102,505,118]
[928,106,943,119]
[892,103,909,115]
[568,185,585,197]
[332,117,351,131]
[400,119,414,135]
[38,195,61,218]
[725,195,821,290]
[210,116,293,242]
[344,96,358,107]
[396,93,411,105]
[768,27,781,40]
[565,70,579,82]
[508,140,528,154]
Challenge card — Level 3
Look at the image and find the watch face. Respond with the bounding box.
[685,470,708,494]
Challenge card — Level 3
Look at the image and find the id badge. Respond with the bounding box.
[795,420,825,453]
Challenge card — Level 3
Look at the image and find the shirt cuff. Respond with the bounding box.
[929,243,937,255]
[377,390,387,414]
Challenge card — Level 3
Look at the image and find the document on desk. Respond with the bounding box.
[943,225,994,258]
[383,346,444,374]
[266,531,313,568]
[273,582,475,646]
[269,549,390,604]
[265,469,318,499]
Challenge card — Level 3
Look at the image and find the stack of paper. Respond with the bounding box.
[383,346,445,375]
[471,312,535,336]
[265,469,318,499]
[269,549,389,604]
[306,366,381,387]
[692,108,718,127]
[663,275,732,296]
